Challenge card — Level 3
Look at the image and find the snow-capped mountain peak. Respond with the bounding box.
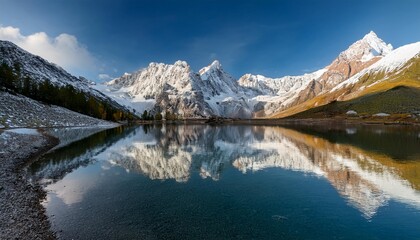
[174,60,189,68]
[198,60,239,93]
[338,31,393,62]
[199,60,224,79]
[209,60,221,69]
[362,31,393,56]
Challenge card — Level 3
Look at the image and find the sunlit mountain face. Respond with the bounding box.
[31,124,420,219]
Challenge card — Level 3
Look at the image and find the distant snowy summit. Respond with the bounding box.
[96,31,420,119]
[339,31,393,62]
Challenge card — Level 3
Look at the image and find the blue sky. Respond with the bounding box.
[0,0,419,81]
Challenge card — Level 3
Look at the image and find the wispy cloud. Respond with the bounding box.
[0,25,96,76]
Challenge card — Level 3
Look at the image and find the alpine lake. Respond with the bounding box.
[29,123,420,239]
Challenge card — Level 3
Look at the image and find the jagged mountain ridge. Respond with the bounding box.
[98,31,419,119]
[96,60,258,118]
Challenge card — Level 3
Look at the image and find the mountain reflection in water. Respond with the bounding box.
[31,124,420,219]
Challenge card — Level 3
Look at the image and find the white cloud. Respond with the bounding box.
[0,25,96,75]
[98,73,112,81]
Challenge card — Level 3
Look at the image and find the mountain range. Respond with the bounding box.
[96,31,420,119]
[1,31,419,123]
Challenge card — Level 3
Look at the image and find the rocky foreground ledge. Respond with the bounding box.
[0,130,58,239]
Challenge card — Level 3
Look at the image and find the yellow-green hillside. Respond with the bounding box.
[271,55,420,119]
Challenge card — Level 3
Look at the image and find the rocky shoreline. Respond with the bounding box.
[0,130,58,239]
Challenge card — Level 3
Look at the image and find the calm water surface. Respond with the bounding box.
[29,124,420,239]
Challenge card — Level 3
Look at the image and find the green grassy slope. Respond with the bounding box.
[288,86,420,118]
